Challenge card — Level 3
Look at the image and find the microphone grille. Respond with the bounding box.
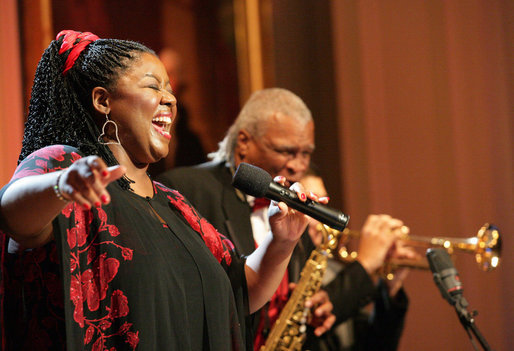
[232,163,272,198]
[426,248,455,273]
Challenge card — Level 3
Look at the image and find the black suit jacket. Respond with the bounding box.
[157,161,408,351]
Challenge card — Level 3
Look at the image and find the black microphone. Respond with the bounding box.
[427,250,495,350]
[232,162,349,231]
[426,248,464,305]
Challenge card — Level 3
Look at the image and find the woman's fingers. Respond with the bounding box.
[94,165,126,204]
[273,175,286,186]
[64,169,101,208]
[69,191,94,211]
[318,196,329,204]
[269,177,325,209]
[289,181,307,202]
[85,155,108,175]
[59,156,126,208]
[96,165,126,204]
[104,165,126,183]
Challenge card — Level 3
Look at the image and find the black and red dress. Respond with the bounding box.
[0,145,249,350]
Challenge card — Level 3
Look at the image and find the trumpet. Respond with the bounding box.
[317,223,502,277]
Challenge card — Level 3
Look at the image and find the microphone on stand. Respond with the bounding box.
[426,247,464,305]
[232,162,349,231]
[426,248,494,351]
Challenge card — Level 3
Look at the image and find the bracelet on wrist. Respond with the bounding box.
[53,172,69,202]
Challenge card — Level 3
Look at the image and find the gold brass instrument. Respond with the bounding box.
[259,225,344,351]
[321,223,501,278]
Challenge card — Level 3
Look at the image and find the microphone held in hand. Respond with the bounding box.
[232,162,349,231]
[426,248,463,305]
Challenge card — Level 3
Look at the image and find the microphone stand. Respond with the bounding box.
[432,268,494,351]
[452,296,493,351]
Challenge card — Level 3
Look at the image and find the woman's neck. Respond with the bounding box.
[109,146,154,197]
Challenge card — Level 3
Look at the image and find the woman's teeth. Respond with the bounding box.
[152,116,172,125]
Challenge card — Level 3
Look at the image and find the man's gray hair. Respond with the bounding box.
[208,88,312,166]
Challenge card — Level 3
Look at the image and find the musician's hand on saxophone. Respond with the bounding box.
[301,287,336,336]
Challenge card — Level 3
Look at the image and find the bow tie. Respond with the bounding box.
[252,197,270,212]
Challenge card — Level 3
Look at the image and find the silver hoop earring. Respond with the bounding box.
[97,114,121,145]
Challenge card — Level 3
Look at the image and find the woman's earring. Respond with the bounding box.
[97,114,121,145]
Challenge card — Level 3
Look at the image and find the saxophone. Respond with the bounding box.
[260,225,344,351]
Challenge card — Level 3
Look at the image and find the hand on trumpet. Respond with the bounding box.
[357,214,420,296]
[384,238,422,296]
[357,214,406,274]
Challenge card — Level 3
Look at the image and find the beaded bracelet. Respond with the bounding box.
[53,172,69,202]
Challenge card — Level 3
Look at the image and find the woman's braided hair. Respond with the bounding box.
[19,31,155,189]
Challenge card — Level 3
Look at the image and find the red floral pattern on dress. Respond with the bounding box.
[125,331,140,349]
[10,145,78,181]
[2,145,139,350]
[64,202,139,349]
[154,182,235,265]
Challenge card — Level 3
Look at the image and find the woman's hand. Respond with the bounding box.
[268,176,328,246]
[59,156,125,209]
[246,177,329,312]
[0,155,125,248]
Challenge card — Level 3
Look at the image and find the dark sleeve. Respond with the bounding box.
[357,280,409,351]
[323,260,377,322]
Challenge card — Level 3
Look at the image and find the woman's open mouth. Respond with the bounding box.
[152,115,172,140]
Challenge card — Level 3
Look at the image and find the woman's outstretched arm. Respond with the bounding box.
[0,154,124,248]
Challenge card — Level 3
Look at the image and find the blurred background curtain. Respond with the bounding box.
[0,0,24,185]
[329,1,513,350]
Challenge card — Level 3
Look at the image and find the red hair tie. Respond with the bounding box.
[56,30,100,75]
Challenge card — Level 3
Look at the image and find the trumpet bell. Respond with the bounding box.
[475,223,501,272]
